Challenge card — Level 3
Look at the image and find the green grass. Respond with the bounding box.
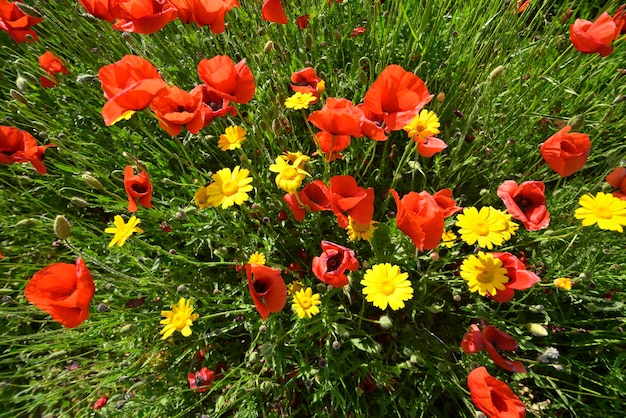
[1,0,626,416]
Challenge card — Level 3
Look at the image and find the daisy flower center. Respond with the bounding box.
[594,207,612,219]
[474,222,490,236]
[222,180,239,196]
[172,312,187,329]
[282,166,298,180]
[379,280,396,296]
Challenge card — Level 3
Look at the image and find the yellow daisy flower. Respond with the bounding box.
[553,278,574,290]
[268,153,310,194]
[361,263,413,311]
[248,252,266,265]
[287,280,305,296]
[159,297,199,340]
[284,92,316,110]
[455,206,514,249]
[440,230,457,248]
[574,192,626,232]
[403,109,440,143]
[460,252,509,297]
[218,125,247,151]
[204,166,253,209]
[292,287,321,319]
[346,216,378,241]
[104,215,144,247]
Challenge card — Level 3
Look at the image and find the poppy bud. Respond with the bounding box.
[568,114,585,130]
[378,315,393,329]
[54,215,71,240]
[16,2,41,17]
[81,173,103,190]
[488,65,504,80]
[76,74,98,84]
[263,41,274,54]
[333,29,342,42]
[305,35,313,51]
[15,76,29,91]
[359,70,368,85]
[526,323,548,337]
[10,89,28,105]
[436,92,445,102]
[70,197,89,207]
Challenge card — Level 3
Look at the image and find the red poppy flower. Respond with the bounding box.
[98,55,169,126]
[283,193,306,222]
[77,0,118,22]
[197,55,255,104]
[462,324,526,373]
[112,0,178,34]
[124,165,153,212]
[189,84,238,127]
[0,0,42,43]
[150,86,204,135]
[606,167,626,200]
[38,51,70,88]
[187,367,215,392]
[491,252,540,303]
[312,241,359,288]
[417,136,447,157]
[390,189,444,251]
[350,26,365,37]
[262,0,287,24]
[497,180,550,231]
[467,367,526,418]
[295,14,309,29]
[290,67,324,102]
[361,64,433,133]
[432,188,462,218]
[329,175,374,228]
[24,257,95,328]
[170,0,239,33]
[614,5,626,35]
[0,125,55,174]
[539,126,590,177]
[93,396,109,410]
[245,263,287,320]
[570,12,620,57]
[300,180,333,212]
[357,104,388,141]
[308,98,365,160]
[517,0,530,13]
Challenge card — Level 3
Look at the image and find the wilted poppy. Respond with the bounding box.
[312,241,359,288]
[497,180,550,231]
[606,167,626,199]
[245,263,287,320]
[490,252,540,303]
[295,14,309,29]
[539,126,590,177]
[189,84,238,128]
[432,188,462,218]
[0,0,42,43]
[329,175,374,228]
[77,0,117,22]
[262,0,287,24]
[112,0,178,34]
[24,257,95,328]
[98,55,169,126]
[150,86,204,135]
[0,125,55,174]
[124,165,153,212]
[467,367,526,418]
[187,367,215,392]
[570,12,621,57]
[462,324,526,373]
[361,64,433,133]
[170,0,239,33]
[38,51,70,88]
[390,189,444,251]
[197,55,255,104]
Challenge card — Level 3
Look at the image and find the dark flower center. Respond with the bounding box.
[253,280,269,294]
[132,184,147,194]
[208,101,222,111]
[326,252,343,272]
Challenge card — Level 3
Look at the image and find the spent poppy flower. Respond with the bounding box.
[467,367,526,418]
[188,367,215,392]
[390,189,444,251]
[38,51,70,88]
[262,0,287,24]
[312,241,359,288]
[0,125,55,174]
[0,0,42,43]
[189,84,238,127]
[150,85,205,136]
[490,252,540,303]
[539,126,590,177]
[245,263,287,320]
[462,324,526,373]
[124,165,153,212]
[497,180,550,231]
[570,12,621,57]
[77,0,117,22]
[197,55,255,104]
[606,167,626,199]
[112,0,178,34]
[24,257,95,328]
[98,55,169,126]
[432,188,462,218]
[295,14,309,29]
[329,175,374,228]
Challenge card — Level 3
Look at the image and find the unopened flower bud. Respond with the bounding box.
[526,323,548,337]
[568,114,585,130]
[54,215,71,240]
[488,65,504,81]
[15,76,29,91]
[359,70,368,85]
[332,340,340,350]
[305,34,313,51]
[81,173,103,190]
[10,89,28,105]
[378,315,393,329]
[436,92,445,102]
[76,74,99,84]
[333,29,342,42]
[263,41,274,54]
[16,2,41,17]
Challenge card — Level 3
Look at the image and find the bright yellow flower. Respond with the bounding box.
[316,80,326,93]
[204,166,253,209]
[292,287,321,319]
[346,216,378,241]
[104,215,143,247]
[194,184,210,209]
[361,263,413,310]
[218,125,247,151]
[269,153,310,194]
[455,206,515,249]
[440,230,457,248]
[288,280,305,295]
[248,252,266,265]
[284,92,316,110]
[403,109,440,143]
[574,192,626,232]
[460,252,509,297]
[553,278,574,290]
[159,298,199,340]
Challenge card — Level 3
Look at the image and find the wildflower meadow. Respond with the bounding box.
[1,0,626,416]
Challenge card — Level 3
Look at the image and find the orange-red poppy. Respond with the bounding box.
[245,263,287,320]
[262,0,287,24]
[362,64,433,133]
[283,193,306,221]
[391,189,444,251]
[0,125,55,174]
[299,180,333,212]
[350,27,365,37]
[312,241,359,288]
[187,367,215,392]
[491,252,540,303]
[0,0,42,43]
[308,98,365,160]
[462,324,526,373]
[295,14,309,29]
[38,51,70,88]
[539,126,590,177]
[170,0,239,33]
[467,367,526,418]
[197,55,255,104]
[112,0,178,34]
[98,55,169,126]
[290,67,324,102]
[417,136,447,157]
[189,84,238,128]
[570,12,620,57]
[124,165,153,212]
[329,175,374,228]
[432,188,462,218]
[77,0,118,22]
[497,180,550,231]
[24,257,95,328]
[150,86,204,136]
[606,167,626,199]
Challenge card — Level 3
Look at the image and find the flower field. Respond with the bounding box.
[1,0,625,416]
